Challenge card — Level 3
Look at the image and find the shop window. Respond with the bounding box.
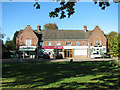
[95,40,101,46]
[25,39,31,46]
[75,42,79,46]
[47,42,51,46]
[83,42,86,46]
[55,42,61,46]
[66,42,72,46]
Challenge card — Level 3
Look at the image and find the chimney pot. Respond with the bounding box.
[84,25,87,32]
[27,25,30,27]
[96,26,99,28]
[37,25,41,31]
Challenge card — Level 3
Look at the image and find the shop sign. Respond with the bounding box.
[42,46,63,49]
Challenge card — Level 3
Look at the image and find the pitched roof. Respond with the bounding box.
[40,30,93,40]
[17,29,93,41]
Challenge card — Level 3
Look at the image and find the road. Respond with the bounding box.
[2,57,118,63]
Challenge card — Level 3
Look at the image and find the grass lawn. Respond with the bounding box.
[2,61,120,89]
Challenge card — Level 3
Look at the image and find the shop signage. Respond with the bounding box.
[42,46,63,49]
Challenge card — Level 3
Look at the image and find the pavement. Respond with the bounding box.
[2,57,118,63]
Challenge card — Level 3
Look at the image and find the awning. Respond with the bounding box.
[19,48,36,51]
[19,46,37,51]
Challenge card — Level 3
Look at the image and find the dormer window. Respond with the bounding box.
[25,39,31,46]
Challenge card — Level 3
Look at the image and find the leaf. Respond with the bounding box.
[101,6,105,10]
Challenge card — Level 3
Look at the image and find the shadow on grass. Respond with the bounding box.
[2,61,120,88]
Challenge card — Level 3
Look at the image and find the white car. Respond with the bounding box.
[91,53,103,59]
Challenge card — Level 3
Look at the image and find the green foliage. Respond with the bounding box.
[5,40,16,51]
[13,31,19,45]
[34,0,119,19]
[106,32,119,57]
[44,23,58,30]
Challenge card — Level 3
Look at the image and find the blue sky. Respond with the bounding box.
[2,2,118,42]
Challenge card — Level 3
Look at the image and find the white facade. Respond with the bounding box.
[64,46,88,56]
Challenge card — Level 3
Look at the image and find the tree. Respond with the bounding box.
[13,31,19,45]
[4,31,19,51]
[106,32,118,57]
[5,40,16,51]
[118,33,120,58]
[43,23,58,30]
[6,37,10,41]
[34,0,120,19]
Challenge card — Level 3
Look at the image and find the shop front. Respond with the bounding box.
[41,46,89,58]
[90,46,106,58]
[19,46,37,58]
[63,46,88,58]
[42,46,64,58]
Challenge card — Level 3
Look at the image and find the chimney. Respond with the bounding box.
[27,25,30,27]
[84,25,87,32]
[96,26,99,28]
[37,25,41,32]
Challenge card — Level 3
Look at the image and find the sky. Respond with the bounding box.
[1,1,118,43]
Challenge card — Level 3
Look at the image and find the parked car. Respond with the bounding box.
[103,53,111,58]
[43,53,50,59]
[2,52,18,59]
[56,54,63,59]
[91,53,103,59]
[38,52,44,58]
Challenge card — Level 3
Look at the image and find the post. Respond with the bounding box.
[37,46,38,58]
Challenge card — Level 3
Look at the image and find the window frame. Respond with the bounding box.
[47,42,51,46]
[66,42,72,46]
[55,42,61,46]
[75,42,79,46]
[95,40,101,46]
[83,42,86,46]
[40,42,43,46]
[25,39,31,46]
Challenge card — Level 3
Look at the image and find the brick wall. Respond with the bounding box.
[88,26,107,57]
[88,26,107,46]
[16,25,38,49]
[43,40,88,46]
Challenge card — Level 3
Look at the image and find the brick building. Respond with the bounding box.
[16,25,107,58]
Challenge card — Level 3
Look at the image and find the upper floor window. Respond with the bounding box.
[75,42,79,46]
[83,42,86,46]
[66,42,72,46]
[55,42,61,46]
[40,42,43,46]
[25,39,31,46]
[95,40,101,46]
[47,42,51,46]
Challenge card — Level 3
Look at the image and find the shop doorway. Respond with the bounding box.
[64,49,72,58]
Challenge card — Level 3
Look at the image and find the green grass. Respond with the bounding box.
[2,61,120,89]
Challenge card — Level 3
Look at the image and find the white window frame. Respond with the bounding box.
[83,42,86,46]
[40,42,43,46]
[95,40,101,46]
[47,42,51,46]
[75,42,79,46]
[25,39,31,46]
[66,42,72,46]
[55,42,61,46]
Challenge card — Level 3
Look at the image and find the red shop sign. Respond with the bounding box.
[42,46,63,49]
